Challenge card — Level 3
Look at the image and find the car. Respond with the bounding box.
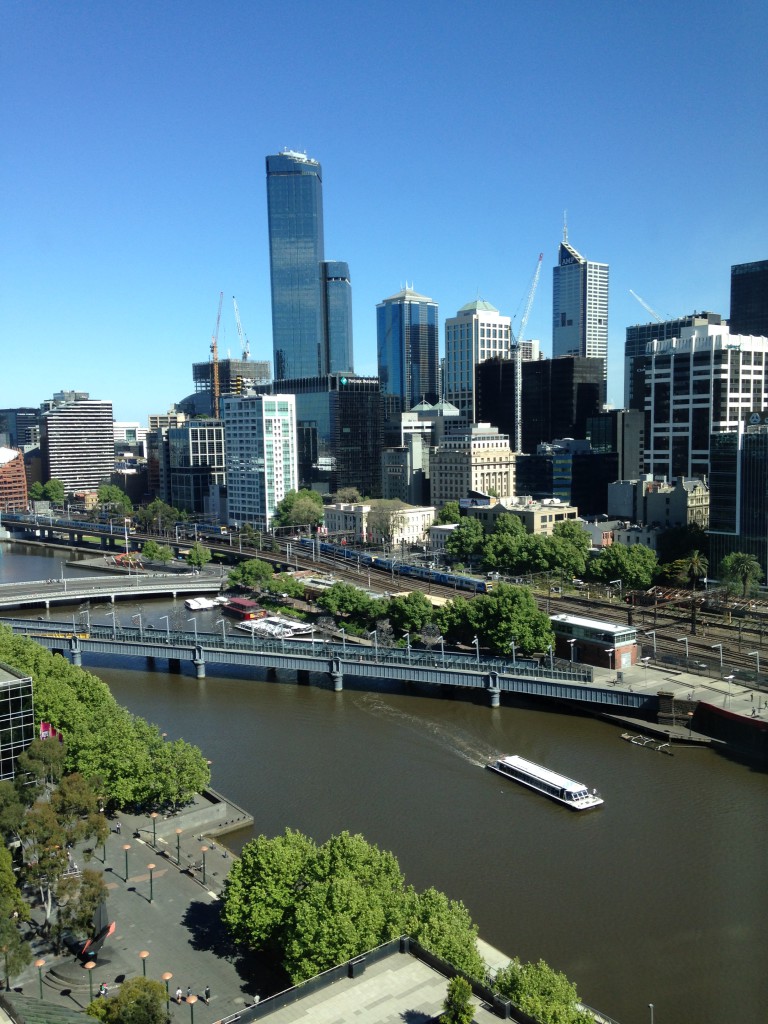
[572,579,585,588]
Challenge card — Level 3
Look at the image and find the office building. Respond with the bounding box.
[192,357,271,412]
[607,476,709,529]
[430,424,515,508]
[475,355,603,454]
[462,495,580,536]
[444,300,511,424]
[0,447,28,511]
[586,409,645,480]
[515,442,618,515]
[266,151,354,380]
[624,312,722,410]
[709,414,768,578]
[40,395,114,494]
[644,325,768,479]
[552,237,609,376]
[0,408,40,449]
[222,394,298,532]
[158,419,226,516]
[323,502,435,548]
[0,665,34,781]
[377,287,439,418]
[730,260,768,338]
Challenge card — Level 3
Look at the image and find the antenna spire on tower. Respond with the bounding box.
[563,210,568,243]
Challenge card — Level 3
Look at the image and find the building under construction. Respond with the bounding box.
[192,358,271,403]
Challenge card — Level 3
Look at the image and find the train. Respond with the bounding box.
[301,539,493,594]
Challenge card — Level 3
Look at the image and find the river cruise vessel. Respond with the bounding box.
[487,755,603,810]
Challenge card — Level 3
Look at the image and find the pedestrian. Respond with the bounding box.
[204,985,210,1004]
[187,986,191,1001]
[175,987,183,1004]
[115,819,121,835]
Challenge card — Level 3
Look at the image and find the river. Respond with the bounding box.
[1,544,766,1024]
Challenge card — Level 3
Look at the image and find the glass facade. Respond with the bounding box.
[267,152,326,380]
[552,241,608,378]
[322,261,354,374]
[730,260,768,339]
[377,288,439,416]
[709,421,768,579]
[0,667,34,782]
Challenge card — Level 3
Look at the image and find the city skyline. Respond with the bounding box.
[1,2,766,421]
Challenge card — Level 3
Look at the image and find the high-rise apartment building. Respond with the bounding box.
[222,394,298,531]
[0,665,34,781]
[624,312,722,410]
[158,419,226,515]
[377,287,439,418]
[266,151,353,380]
[0,447,28,511]
[444,300,512,424]
[0,408,40,448]
[552,238,609,376]
[644,326,768,479]
[40,396,114,494]
[730,260,768,338]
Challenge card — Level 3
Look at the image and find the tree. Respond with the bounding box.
[436,502,461,525]
[656,522,709,565]
[316,582,376,620]
[133,499,179,535]
[97,484,132,514]
[140,540,174,565]
[365,500,409,549]
[228,558,274,591]
[28,482,44,501]
[385,591,435,635]
[262,573,305,601]
[587,544,658,591]
[461,584,554,656]
[410,888,485,979]
[53,868,109,954]
[0,917,32,989]
[440,976,475,1024]
[493,958,592,1024]
[445,519,485,565]
[720,552,763,598]
[20,802,69,926]
[273,489,324,531]
[42,479,66,503]
[16,737,68,795]
[0,781,26,841]
[186,542,212,569]
[333,487,362,503]
[86,977,167,1024]
[682,549,708,635]
[0,844,27,922]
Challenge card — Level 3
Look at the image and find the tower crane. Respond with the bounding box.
[513,253,543,453]
[232,296,250,360]
[629,289,665,324]
[210,291,223,418]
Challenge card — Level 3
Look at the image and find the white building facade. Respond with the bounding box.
[323,502,436,547]
[552,239,609,376]
[444,300,512,424]
[430,424,515,508]
[222,394,298,531]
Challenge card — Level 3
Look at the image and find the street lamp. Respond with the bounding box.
[438,634,446,663]
[748,650,761,677]
[648,1003,654,1024]
[150,811,158,846]
[187,994,198,1023]
[107,610,117,639]
[139,950,149,977]
[162,972,173,1014]
[215,618,227,645]
[509,638,517,663]
[84,959,95,1002]
[711,642,723,670]
[567,638,576,663]
[367,630,379,657]
[340,626,346,654]
[604,648,614,673]
[187,617,198,644]
[676,636,689,661]
[645,630,657,658]
[200,845,209,885]
[403,632,411,663]
[724,673,735,707]
[147,863,156,903]
[159,615,170,642]
[35,958,45,1000]
[175,828,183,864]
[122,843,131,881]
[472,636,480,665]
[131,613,143,639]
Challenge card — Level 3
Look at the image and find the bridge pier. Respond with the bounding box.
[72,650,82,667]
[330,659,343,691]
[297,670,311,686]
[487,672,501,708]
[193,647,206,679]
[147,656,156,668]
[168,658,181,673]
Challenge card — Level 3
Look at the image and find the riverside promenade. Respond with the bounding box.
[4,791,259,1023]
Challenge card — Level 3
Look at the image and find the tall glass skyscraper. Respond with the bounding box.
[266,151,353,380]
[377,287,439,416]
[552,237,609,378]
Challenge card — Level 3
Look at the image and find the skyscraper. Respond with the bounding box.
[266,151,353,380]
[624,312,722,410]
[444,300,511,424]
[730,260,768,338]
[40,395,114,493]
[552,237,609,376]
[377,287,439,417]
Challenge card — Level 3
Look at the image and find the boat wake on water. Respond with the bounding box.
[352,693,493,768]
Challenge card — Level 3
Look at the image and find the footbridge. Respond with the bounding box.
[1,617,661,714]
[0,574,222,611]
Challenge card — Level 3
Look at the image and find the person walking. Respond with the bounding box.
[186,986,191,1001]
[175,987,183,1004]
[115,819,121,835]
[204,985,210,1005]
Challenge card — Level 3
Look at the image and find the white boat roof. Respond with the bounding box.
[499,755,589,794]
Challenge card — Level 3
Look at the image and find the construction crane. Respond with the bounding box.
[629,289,665,324]
[210,291,223,418]
[513,253,543,453]
[233,296,250,360]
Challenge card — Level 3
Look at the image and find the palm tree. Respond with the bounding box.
[721,552,763,598]
[683,549,708,636]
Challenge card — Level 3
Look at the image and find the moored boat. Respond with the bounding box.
[486,754,603,810]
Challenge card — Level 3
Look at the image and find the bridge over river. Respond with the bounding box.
[0,616,671,715]
[0,572,222,611]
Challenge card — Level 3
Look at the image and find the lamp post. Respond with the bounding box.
[122,843,131,882]
[175,829,183,864]
[200,845,209,885]
[645,630,657,658]
[215,618,227,646]
[711,642,723,670]
[107,610,117,639]
[748,650,760,678]
[340,626,346,654]
[438,634,445,664]
[648,1003,654,1024]
[509,638,517,663]
[604,648,614,673]
[160,615,170,643]
[187,617,198,644]
[567,638,576,663]
[35,958,45,1000]
[147,863,155,903]
[368,630,378,658]
[403,632,411,663]
[84,959,95,1002]
[187,993,198,1022]
[724,673,735,707]
[472,636,480,665]
[162,972,173,1015]
[139,950,149,977]
[150,811,158,846]
[676,636,689,665]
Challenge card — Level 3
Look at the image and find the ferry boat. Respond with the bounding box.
[184,597,217,611]
[486,755,603,811]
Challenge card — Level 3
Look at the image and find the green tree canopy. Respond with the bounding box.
[385,591,435,635]
[316,582,376,620]
[493,958,592,1024]
[409,888,485,979]
[28,482,44,501]
[365,500,410,548]
[228,558,274,590]
[86,976,168,1024]
[441,584,553,656]
[436,501,461,525]
[273,489,324,530]
[186,541,212,569]
[444,518,485,564]
[42,479,66,503]
[587,543,658,591]
[440,975,475,1024]
[262,573,306,600]
[134,499,180,534]
[656,522,709,565]
[140,540,174,565]
[332,487,362,503]
[719,551,763,597]
[97,484,133,514]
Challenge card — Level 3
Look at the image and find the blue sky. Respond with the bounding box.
[2,0,766,422]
